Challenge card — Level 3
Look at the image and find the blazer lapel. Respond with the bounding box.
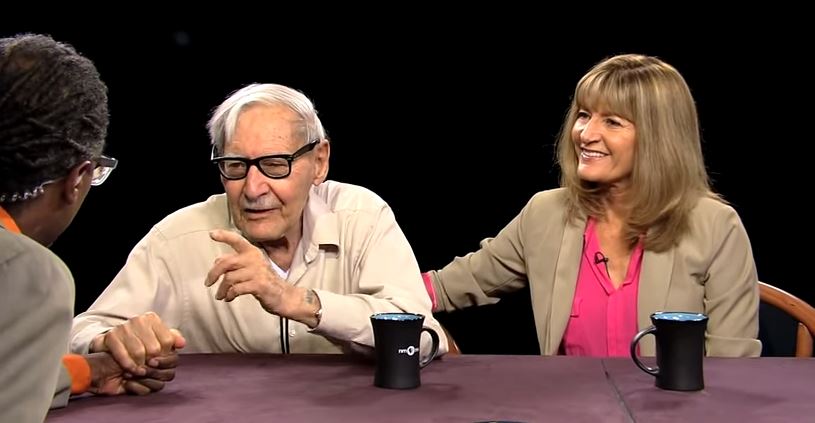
[636,248,675,355]
[548,216,585,354]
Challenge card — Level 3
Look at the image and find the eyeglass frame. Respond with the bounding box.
[210,139,321,180]
[91,155,118,186]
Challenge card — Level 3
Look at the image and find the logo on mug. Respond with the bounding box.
[397,346,418,356]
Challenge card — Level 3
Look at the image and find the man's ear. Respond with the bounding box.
[313,140,330,185]
[62,161,93,205]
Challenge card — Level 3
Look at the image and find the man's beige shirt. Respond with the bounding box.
[71,181,446,358]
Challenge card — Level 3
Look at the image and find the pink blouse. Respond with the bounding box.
[561,218,644,357]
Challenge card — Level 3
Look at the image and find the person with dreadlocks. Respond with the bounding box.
[0,33,180,422]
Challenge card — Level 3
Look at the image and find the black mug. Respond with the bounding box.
[371,312,440,389]
[630,311,708,391]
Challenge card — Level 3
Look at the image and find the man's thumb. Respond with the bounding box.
[170,328,187,349]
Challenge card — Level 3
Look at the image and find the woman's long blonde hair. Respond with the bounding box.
[556,54,718,252]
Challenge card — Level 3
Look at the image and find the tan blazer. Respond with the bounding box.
[0,228,74,423]
[431,188,761,357]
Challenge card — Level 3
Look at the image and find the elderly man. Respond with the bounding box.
[71,83,445,374]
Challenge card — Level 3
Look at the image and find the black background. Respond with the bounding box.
[2,20,807,354]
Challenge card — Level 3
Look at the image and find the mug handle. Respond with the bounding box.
[630,325,659,376]
[418,327,440,369]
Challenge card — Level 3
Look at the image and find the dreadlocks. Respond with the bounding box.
[0,33,108,203]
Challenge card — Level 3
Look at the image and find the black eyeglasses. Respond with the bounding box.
[211,139,320,180]
[91,155,118,186]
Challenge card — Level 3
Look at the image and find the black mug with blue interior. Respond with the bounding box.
[630,311,708,391]
[370,312,440,389]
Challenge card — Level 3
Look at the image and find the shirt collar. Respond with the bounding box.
[0,206,21,234]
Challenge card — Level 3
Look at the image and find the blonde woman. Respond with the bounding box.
[425,54,760,358]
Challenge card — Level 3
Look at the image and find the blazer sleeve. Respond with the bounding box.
[703,206,762,357]
[0,244,74,422]
[51,364,72,409]
[430,194,541,312]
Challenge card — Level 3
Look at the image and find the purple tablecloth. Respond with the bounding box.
[46,354,815,422]
[602,357,815,422]
[46,354,629,423]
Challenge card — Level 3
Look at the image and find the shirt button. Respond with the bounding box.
[289,329,296,337]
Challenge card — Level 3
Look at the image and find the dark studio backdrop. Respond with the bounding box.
[2,23,808,355]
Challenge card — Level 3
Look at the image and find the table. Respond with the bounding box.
[603,357,815,422]
[46,354,815,422]
[46,354,629,423]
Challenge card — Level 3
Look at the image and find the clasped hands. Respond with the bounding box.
[88,311,185,396]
